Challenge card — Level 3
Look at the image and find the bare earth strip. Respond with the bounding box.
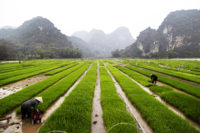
[91,62,106,133]
[105,65,153,133]
[118,68,200,131]
[2,64,92,133]
[0,74,47,99]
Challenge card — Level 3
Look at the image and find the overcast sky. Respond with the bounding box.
[1,0,200,38]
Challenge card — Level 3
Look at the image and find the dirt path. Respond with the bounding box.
[1,64,92,133]
[105,65,153,133]
[118,69,200,131]
[91,62,106,133]
[0,74,47,99]
[133,65,200,87]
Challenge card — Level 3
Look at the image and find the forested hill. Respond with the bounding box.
[0,17,82,60]
[116,10,200,58]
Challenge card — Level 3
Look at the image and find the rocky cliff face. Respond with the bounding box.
[121,10,200,58]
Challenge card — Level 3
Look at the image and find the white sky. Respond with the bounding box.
[1,0,200,38]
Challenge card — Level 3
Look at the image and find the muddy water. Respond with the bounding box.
[105,66,153,133]
[0,74,47,99]
[91,62,106,133]
[119,69,200,131]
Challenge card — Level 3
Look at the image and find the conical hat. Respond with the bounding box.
[35,97,43,103]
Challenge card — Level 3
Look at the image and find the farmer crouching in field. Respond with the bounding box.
[151,74,158,84]
[21,97,43,120]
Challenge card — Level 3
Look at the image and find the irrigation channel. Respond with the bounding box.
[105,64,153,133]
[91,62,106,133]
[0,74,47,99]
[1,64,92,133]
[116,66,200,131]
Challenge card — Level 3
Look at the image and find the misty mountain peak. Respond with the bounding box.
[72,27,135,57]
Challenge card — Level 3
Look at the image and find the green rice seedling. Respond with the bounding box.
[0,63,85,117]
[115,65,152,87]
[129,61,200,84]
[100,67,139,133]
[0,61,74,86]
[39,63,97,133]
[126,65,200,98]
[150,85,200,124]
[37,64,89,112]
[119,65,200,124]
[45,62,78,75]
[107,65,199,133]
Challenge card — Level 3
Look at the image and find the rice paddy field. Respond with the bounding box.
[0,59,200,133]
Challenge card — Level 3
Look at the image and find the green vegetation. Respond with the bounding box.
[128,61,200,83]
[37,64,89,112]
[45,62,77,75]
[100,66,139,133]
[126,65,200,98]
[115,65,152,87]
[0,63,85,117]
[107,64,199,133]
[150,85,200,124]
[115,65,200,124]
[39,63,97,133]
[0,60,75,86]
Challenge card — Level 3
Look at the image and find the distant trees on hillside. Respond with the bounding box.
[0,39,82,60]
[0,40,16,60]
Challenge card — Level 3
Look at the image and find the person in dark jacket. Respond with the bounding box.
[151,74,158,84]
[21,97,43,120]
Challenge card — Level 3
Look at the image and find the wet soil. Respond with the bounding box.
[105,65,153,133]
[0,74,47,99]
[91,62,106,133]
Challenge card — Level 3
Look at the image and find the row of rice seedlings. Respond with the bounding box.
[0,60,44,73]
[129,61,200,84]
[45,62,77,75]
[0,62,71,86]
[127,59,200,73]
[115,65,152,87]
[0,60,64,80]
[36,64,89,112]
[107,64,199,133]
[39,63,97,133]
[100,66,139,133]
[126,65,200,98]
[0,63,85,117]
[0,60,73,86]
[99,60,104,66]
[116,65,200,124]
